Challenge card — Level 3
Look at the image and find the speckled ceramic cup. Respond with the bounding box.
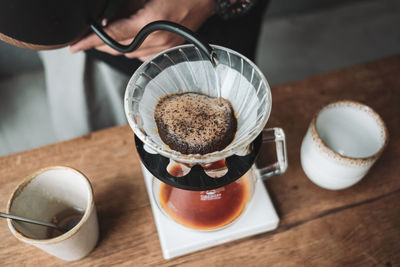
[300,100,388,190]
[6,166,99,261]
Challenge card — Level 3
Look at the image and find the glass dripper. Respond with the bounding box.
[125,44,272,165]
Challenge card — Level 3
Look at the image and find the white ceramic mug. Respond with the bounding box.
[300,100,388,190]
[6,166,99,261]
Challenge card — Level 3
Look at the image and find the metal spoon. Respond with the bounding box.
[0,212,79,233]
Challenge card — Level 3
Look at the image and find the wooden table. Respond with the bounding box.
[1,56,399,266]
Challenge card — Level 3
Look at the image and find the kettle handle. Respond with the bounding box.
[90,20,218,66]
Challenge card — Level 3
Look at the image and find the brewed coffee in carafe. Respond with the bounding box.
[158,163,251,230]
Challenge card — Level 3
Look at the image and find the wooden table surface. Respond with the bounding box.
[1,56,399,266]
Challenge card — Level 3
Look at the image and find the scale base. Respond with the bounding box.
[142,164,279,259]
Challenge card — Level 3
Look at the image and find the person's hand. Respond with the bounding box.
[70,0,215,61]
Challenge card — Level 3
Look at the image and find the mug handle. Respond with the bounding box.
[258,128,288,180]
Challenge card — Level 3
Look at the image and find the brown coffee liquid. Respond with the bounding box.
[201,159,227,171]
[47,207,83,238]
[160,164,248,230]
[154,92,237,154]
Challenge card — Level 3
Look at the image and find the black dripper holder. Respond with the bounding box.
[135,134,262,191]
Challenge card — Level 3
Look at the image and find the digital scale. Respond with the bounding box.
[142,164,279,259]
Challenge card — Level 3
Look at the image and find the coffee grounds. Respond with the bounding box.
[154,92,237,154]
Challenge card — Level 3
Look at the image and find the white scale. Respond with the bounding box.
[141,164,279,259]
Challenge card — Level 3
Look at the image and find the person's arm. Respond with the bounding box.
[70,0,215,61]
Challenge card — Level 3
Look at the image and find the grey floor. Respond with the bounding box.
[0,0,399,156]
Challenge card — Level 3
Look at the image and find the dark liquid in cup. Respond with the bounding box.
[159,163,249,230]
[154,92,237,155]
[47,207,84,238]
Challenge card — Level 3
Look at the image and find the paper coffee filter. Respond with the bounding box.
[125,45,271,164]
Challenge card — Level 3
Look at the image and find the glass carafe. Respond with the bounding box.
[125,44,288,230]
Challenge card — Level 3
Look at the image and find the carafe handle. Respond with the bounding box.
[258,128,288,180]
